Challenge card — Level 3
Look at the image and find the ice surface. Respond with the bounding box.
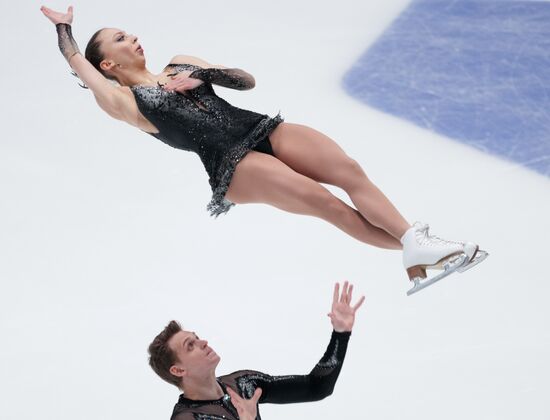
[343,0,550,176]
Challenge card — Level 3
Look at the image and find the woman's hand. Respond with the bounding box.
[226,387,262,420]
[328,281,365,332]
[41,5,74,25]
[163,71,204,93]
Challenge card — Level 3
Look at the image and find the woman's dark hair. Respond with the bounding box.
[72,28,117,88]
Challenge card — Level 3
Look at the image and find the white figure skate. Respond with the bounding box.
[457,248,489,273]
[402,222,488,296]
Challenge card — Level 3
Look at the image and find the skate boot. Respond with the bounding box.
[401,222,483,295]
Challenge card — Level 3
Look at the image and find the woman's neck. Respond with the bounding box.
[116,66,162,87]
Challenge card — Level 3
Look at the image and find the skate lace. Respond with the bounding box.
[415,223,463,247]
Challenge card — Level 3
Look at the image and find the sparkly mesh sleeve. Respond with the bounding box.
[188,68,255,90]
[225,331,351,404]
[55,23,81,63]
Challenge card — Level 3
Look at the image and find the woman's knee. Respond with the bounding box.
[336,158,369,189]
[302,188,345,217]
[345,158,366,177]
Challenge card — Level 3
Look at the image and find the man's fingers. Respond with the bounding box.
[227,387,245,407]
[332,282,339,306]
[340,281,349,303]
[252,387,263,402]
[348,284,354,304]
[226,387,239,399]
[353,295,366,312]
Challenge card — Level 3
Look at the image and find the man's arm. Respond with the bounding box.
[242,330,351,404]
[231,282,364,404]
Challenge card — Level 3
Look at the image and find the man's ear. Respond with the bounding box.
[170,365,186,379]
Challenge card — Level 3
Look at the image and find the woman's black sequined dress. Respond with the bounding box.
[129,63,283,217]
[170,330,350,420]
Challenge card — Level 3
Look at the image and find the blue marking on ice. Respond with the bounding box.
[343,0,550,176]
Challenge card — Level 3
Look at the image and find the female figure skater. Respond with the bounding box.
[147,282,364,420]
[41,6,487,294]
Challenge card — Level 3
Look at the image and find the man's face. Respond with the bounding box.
[168,330,221,381]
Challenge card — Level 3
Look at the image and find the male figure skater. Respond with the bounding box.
[148,282,365,419]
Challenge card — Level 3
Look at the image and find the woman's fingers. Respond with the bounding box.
[42,6,58,15]
[163,74,203,92]
[165,81,189,91]
[41,5,72,24]
[174,85,191,93]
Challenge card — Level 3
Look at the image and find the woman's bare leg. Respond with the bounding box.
[226,151,402,249]
[269,123,411,240]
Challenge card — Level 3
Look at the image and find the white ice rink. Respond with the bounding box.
[2,1,550,419]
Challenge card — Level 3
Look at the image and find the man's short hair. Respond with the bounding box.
[148,320,183,387]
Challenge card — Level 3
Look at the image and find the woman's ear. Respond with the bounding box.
[100,59,115,73]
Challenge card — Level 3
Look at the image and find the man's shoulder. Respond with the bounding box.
[218,369,266,382]
[218,370,271,396]
[170,395,203,420]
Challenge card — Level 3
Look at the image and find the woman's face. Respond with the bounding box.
[97,27,145,70]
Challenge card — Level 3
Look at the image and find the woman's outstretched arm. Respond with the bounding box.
[41,6,136,123]
[168,54,256,90]
[189,67,255,90]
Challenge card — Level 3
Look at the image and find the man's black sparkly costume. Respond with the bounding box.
[171,331,350,420]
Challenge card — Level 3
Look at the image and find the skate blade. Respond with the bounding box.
[457,250,489,273]
[406,251,464,280]
[407,254,468,296]
[425,251,465,271]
